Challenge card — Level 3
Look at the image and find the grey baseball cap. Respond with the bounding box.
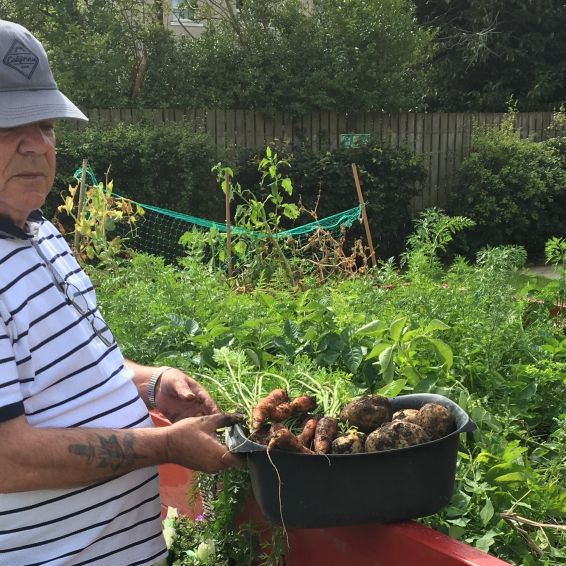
[0,20,88,127]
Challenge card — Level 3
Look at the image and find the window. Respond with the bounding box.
[171,0,197,22]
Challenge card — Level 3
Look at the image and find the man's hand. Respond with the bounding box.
[166,412,245,473]
[156,368,219,422]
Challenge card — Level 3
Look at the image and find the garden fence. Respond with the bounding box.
[77,109,566,211]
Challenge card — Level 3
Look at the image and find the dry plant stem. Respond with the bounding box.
[502,515,544,557]
[501,513,566,531]
[500,513,566,559]
[351,163,377,267]
[74,158,88,252]
[225,171,233,278]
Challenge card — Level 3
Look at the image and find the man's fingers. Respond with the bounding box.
[205,412,244,430]
[198,411,244,433]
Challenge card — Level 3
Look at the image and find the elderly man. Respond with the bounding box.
[0,19,242,565]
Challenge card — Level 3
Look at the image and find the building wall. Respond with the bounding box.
[163,0,205,37]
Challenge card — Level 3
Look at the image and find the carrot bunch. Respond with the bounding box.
[250,388,340,455]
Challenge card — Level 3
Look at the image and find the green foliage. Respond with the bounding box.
[402,207,476,278]
[0,0,168,106]
[209,147,299,285]
[447,115,566,257]
[1,0,433,113]
[168,469,272,565]
[235,140,427,259]
[415,0,566,111]
[171,0,434,113]
[91,221,566,564]
[53,177,145,266]
[51,122,219,221]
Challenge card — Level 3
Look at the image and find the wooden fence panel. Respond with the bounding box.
[244,110,255,148]
[216,109,226,150]
[413,112,425,211]
[225,109,236,149]
[81,109,564,211]
[234,109,245,147]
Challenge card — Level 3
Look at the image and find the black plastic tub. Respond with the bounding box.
[226,393,476,529]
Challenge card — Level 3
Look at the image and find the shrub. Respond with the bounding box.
[51,122,221,221]
[447,116,566,257]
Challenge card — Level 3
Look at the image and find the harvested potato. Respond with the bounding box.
[392,408,420,424]
[339,395,393,433]
[331,431,366,454]
[416,403,455,440]
[365,421,430,452]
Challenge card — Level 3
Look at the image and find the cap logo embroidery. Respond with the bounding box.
[3,39,39,79]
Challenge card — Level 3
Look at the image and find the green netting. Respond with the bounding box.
[134,200,362,239]
[72,166,363,261]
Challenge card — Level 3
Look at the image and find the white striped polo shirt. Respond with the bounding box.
[0,212,167,565]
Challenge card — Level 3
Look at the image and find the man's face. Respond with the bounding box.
[0,120,56,228]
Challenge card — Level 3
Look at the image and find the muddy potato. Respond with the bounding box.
[339,395,393,433]
[416,403,455,440]
[365,421,430,452]
[331,431,366,454]
[392,408,420,424]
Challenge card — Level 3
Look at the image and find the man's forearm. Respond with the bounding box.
[0,415,168,492]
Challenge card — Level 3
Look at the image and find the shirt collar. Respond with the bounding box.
[0,210,45,239]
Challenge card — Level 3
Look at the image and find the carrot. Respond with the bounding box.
[251,388,289,431]
[267,401,294,422]
[269,395,317,422]
[268,427,314,454]
[290,395,317,413]
[297,416,318,448]
[313,416,338,454]
[270,422,286,434]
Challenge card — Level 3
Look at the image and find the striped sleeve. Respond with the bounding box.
[0,308,25,422]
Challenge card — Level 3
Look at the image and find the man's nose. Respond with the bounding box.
[18,124,54,154]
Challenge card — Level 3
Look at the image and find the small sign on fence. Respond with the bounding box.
[340,133,370,148]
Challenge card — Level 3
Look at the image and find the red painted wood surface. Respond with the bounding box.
[151,411,513,566]
[285,522,512,566]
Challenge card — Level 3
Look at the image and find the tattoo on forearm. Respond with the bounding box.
[69,433,139,473]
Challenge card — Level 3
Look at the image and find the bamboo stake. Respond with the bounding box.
[225,171,233,278]
[74,159,88,253]
[351,163,377,267]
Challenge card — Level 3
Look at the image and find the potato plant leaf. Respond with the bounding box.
[479,498,494,526]
[378,346,395,382]
[343,345,363,373]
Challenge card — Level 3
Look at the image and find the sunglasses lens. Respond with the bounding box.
[65,282,114,347]
[91,315,115,347]
[66,284,90,315]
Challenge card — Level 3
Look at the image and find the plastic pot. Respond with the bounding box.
[226,393,476,529]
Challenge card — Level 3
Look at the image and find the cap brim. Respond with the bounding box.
[0,88,88,127]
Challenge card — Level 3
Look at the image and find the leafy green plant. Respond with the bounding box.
[401,207,475,277]
[544,237,566,319]
[363,316,454,391]
[167,469,276,565]
[211,147,300,286]
[53,177,145,265]
[447,111,566,257]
